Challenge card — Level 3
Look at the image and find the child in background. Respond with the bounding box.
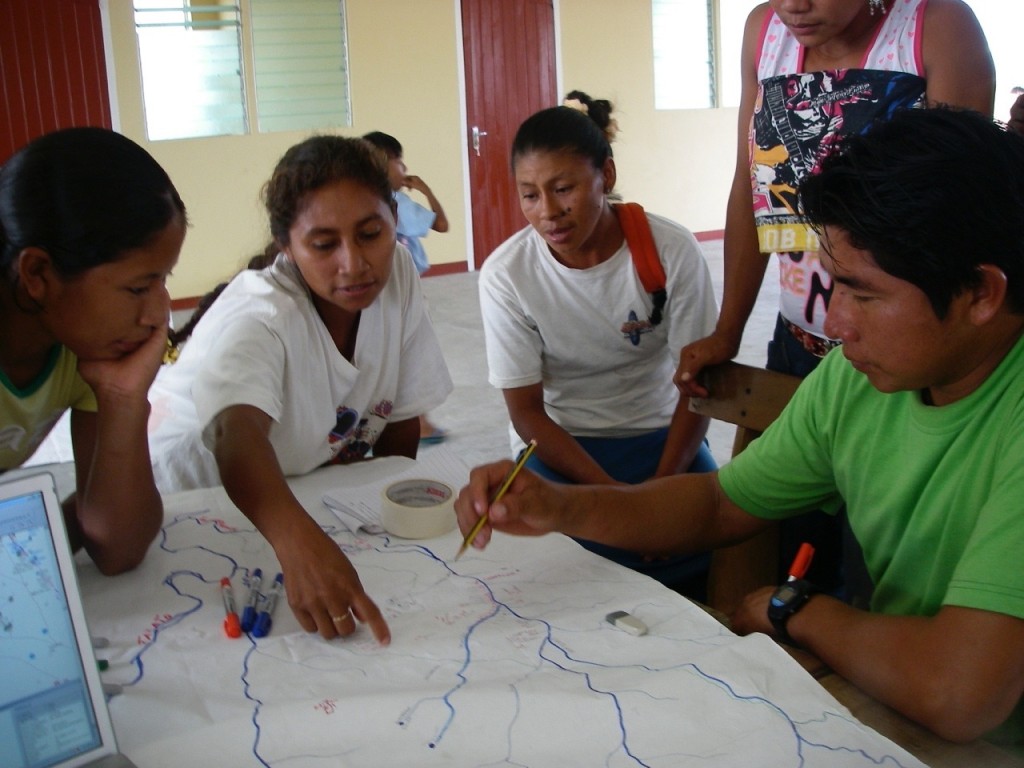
[1011,89,1024,135]
[362,131,449,444]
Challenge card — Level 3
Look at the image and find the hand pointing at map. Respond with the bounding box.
[210,405,391,644]
[274,515,390,644]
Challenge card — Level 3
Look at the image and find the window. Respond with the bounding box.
[249,0,352,133]
[134,0,351,141]
[963,0,1024,124]
[652,0,712,110]
[652,0,759,110]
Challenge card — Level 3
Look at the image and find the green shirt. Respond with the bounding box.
[1,345,96,470]
[719,336,1024,751]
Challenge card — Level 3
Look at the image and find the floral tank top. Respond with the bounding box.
[751,0,927,339]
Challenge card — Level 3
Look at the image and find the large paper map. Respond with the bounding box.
[76,457,924,767]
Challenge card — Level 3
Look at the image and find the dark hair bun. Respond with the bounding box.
[563,90,618,143]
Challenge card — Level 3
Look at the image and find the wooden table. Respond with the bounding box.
[818,672,1023,768]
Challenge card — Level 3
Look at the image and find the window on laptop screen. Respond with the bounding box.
[0,490,103,768]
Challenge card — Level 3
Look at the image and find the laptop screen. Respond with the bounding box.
[0,482,107,768]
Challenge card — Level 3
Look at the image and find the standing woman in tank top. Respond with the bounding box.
[679,0,994,388]
[674,0,994,596]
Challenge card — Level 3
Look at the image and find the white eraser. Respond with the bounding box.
[605,610,647,636]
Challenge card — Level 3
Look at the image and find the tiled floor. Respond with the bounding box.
[22,237,782,490]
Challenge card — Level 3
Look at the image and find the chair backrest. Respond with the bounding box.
[688,361,802,614]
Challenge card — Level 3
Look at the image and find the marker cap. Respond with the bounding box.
[223,612,242,638]
[240,606,257,634]
[252,611,273,638]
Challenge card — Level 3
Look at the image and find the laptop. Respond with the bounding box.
[0,472,137,768]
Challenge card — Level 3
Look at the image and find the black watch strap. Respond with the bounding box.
[767,578,816,647]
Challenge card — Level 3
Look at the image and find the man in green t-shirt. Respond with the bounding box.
[454,107,1024,750]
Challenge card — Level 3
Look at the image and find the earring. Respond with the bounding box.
[868,0,886,15]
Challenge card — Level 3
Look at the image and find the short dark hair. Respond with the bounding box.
[0,127,186,280]
[262,135,392,248]
[799,107,1024,318]
[172,136,392,351]
[361,131,403,159]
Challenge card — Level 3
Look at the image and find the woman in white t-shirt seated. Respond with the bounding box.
[148,136,452,644]
[478,92,718,594]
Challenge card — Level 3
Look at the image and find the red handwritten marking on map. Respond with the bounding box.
[195,515,240,533]
[314,698,338,715]
[137,613,174,645]
[436,606,475,627]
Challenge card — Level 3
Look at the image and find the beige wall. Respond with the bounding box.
[559,0,737,234]
[105,0,735,300]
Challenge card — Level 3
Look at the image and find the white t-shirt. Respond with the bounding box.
[479,212,717,452]
[148,249,452,492]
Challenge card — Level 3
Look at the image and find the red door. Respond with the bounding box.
[462,0,558,269]
[0,0,112,163]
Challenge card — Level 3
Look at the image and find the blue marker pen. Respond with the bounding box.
[240,568,263,633]
[252,573,283,639]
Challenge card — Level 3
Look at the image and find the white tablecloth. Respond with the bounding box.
[78,457,924,767]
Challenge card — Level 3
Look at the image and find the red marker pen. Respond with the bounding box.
[220,577,242,638]
[787,542,815,582]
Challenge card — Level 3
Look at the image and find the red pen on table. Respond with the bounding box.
[787,542,815,582]
[220,577,242,639]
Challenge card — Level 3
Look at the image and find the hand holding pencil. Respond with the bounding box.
[455,440,572,555]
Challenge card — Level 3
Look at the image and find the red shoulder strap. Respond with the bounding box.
[614,202,665,293]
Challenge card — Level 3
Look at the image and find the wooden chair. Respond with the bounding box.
[689,361,802,615]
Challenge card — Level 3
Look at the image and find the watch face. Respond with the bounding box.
[771,583,800,608]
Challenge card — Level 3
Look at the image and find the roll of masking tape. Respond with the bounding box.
[380,478,456,539]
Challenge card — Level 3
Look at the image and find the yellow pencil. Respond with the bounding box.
[454,439,537,561]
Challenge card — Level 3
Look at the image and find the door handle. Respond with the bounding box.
[472,126,488,156]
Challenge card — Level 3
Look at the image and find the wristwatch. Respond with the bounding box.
[767,578,816,647]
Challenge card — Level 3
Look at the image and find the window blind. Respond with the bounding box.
[250,0,351,133]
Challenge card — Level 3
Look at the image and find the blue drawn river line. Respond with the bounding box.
[133,514,914,768]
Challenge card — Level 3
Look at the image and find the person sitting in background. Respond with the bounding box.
[0,127,185,574]
[457,107,1024,751]
[362,130,450,444]
[1010,89,1024,136]
[361,131,449,276]
[477,91,719,594]
[149,136,453,643]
